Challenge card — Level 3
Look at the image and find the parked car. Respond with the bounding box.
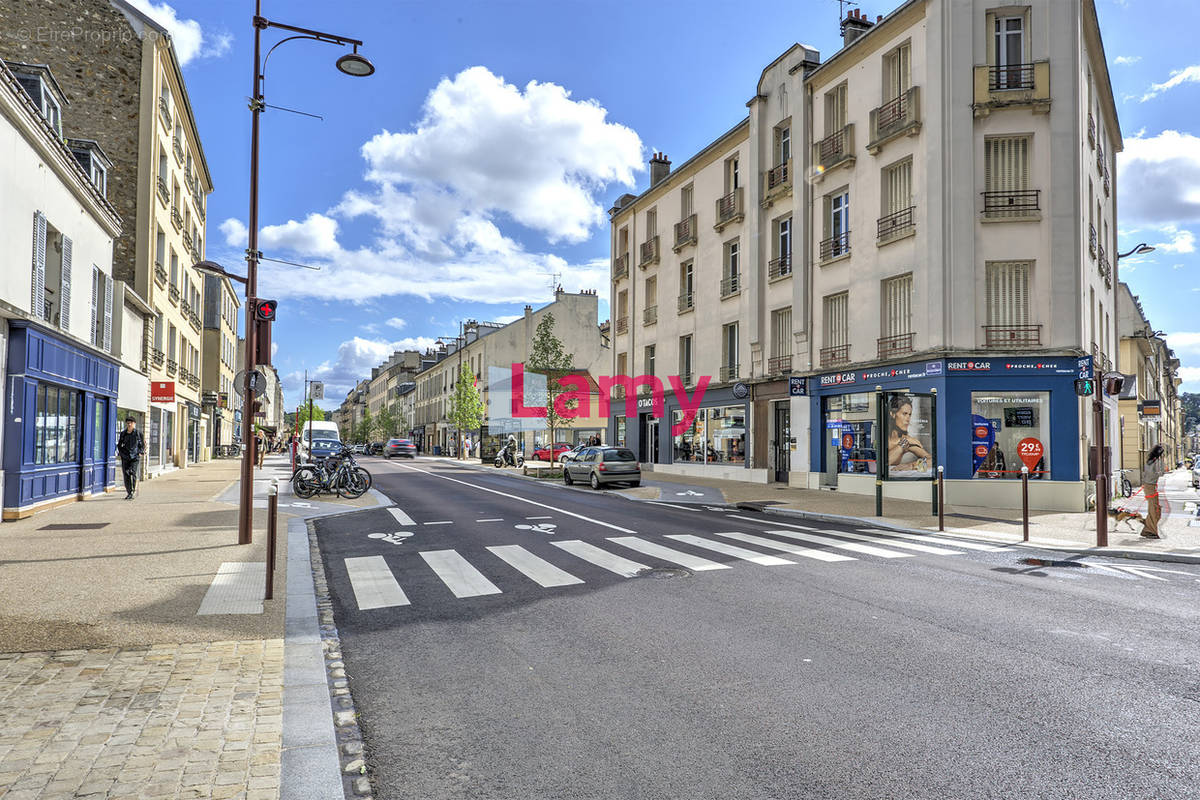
[366,441,384,456]
[533,442,572,462]
[350,443,367,454]
[563,447,640,489]
[308,437,344,463]
[383,438,417,459]
[1192,459,1200,489]
[559,443,589,463]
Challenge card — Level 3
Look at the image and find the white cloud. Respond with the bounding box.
[126,0,231,66]
[1166,332,1200,352]
[1113,55,1141,66]
[385,318,407,329]
[220,218,247,247]
[283,335,443,403]
[259,213,340,257]
[1140,65,1200,102]
[1117,130,1200,225]
[1178,366,1200,383]
[271,341,278,359]
[1154,227,1196,253]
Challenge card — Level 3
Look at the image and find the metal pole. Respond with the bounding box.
[875,386,883,517]
[930,388,938,515]
[1094,398,1108,547]
[237,2,265,546]
[265,478,278,599]
[1021,465,1030,542]
[937,465,944,531]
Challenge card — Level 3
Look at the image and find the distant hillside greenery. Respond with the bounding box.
[1183,393,1200,431]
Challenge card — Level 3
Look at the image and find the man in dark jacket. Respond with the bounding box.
[116,417,145,500]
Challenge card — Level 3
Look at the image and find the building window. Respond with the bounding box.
[824,292,849,348]
[824,393,878,474]
[672,406,745,465]
[678,335,693,385]
[170,250,178,287]
[727,155,740,190]
[722,323,739,380]
[985,260,1031,327]
[41,90,62,135]
[882,274,913,338]
[971,391,1049,479]
[824,83,847,134]
[984,135,1031,203]
[34,384,80,466]
[646,207,657,235]
[823,190,850,258]
[681,184,694,217]
[644,344,656,378]
[994,15,1025,78]
[771,307,793,366]
[882,158,912,217]
[722,239,740,295]
[91,266,107,348]
[775,126,791,164]
[883,41,911,100]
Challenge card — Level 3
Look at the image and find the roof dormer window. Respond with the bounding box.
[66,139,113,199]
[5,60,68,136]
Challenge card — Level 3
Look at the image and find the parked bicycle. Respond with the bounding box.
[1115,468,1134,498]
[292,446,372,499]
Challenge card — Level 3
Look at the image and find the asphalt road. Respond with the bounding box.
[313,456,1200,800]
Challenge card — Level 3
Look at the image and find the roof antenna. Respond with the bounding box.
[836,0,858,22]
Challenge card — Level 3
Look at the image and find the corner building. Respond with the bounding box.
[609,0,1120,510]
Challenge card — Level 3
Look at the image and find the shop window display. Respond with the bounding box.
[671,406,747,464]
[971,391,1050,479]
[823,393,877,474]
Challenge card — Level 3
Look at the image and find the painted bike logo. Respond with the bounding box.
[368,532,414,546]
[514,523,557,534]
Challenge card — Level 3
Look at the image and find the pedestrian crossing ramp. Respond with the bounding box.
[338,525,1013,612]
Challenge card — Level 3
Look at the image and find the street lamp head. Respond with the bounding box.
[1134,244,1155,255]
[336,52,374,77]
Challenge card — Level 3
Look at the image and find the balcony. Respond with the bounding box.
[151,348,164,367]
[983,324,1042,348]
[171,206,183,230]
[166,359,178,377]
[768,254,792,281]
[720,274,740,298]
[189,374,201,391]
[767,354,793,374]
[677,292,694,314]
[1098,246,1111,286]
[639,235,660,268]
[189,310,202,331]
[1103,173,1110,197]
[180,300,192,318]
[814,125,855,174]
[981,189,1040,220]
[762,158,793,204]
[673,214,697,251]
[1087,112,1095,148]
[1097,142,1105,172]
[973,61,1050,117]
[714,187,744,231]
[173,134,184,164]
[1089,224,1097,258]
[154,263,168,286]
[615,316,629,335]
[867,87,921,154]
[819,231,851,262]
[819,344,851,368]
[877,206,915,243]
[877,332,915,360]
[168,284,180,304]
[613,252,629,280]
[157,96,171,127]
[156,176,169,205]
[643,305,657,326]
[719,363,739,382]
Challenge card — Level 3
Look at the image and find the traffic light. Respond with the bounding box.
[1074,378,1095,397]
[254,299,277,322]
[1102,373,1126,396]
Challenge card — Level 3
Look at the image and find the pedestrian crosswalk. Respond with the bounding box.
[339,526,1005,612]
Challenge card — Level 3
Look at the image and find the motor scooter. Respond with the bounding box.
[494,446,524,468]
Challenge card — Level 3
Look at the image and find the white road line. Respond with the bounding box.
[646,502,703,512]
[197,562,265,615]
[487,545,584,587]
[841,529,964,555]
[763,529,913,559]
[423,521,453,526]
[526,516,553,520]
[860,530,1011,552]
[607,536,730,571]
[551,540,648,577]
[729,514,818,531]
[713,531,856,562]
[397,463,636,533]
[420,550,503,598]
[1112,565,1168,581]
[476,518,504,523]
[664,535,795,566]
[344,556,410,610]
[387,507,416,526]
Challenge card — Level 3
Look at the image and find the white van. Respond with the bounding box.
[300,421,341,460]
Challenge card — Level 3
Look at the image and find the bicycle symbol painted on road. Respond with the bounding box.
[676,490,704,496]
[514,523,557,535]
[368,531,414,546]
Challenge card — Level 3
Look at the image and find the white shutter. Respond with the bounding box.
[91,265,100,346]
[59,235,72,330]
[773,307,793,357]
[32,211,46,318]
[884,160,912,216]
[986,261,1030,326]
[103,274,113,352]
[985,137,1029,193]
[824,293,849,348]
[883,275,913,337]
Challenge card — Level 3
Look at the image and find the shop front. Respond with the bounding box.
[802,356,1093,511]
[2,321,119,519]
[148,381,176,474]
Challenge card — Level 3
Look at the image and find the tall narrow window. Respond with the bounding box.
[771,307,793,371]
[985,261,1031,327]
[679,261,694,312]
[644,345,656,378]
[723,240,740,295]
[824,84,847,134]
[824,293,849,348]
[681,185,694,218]
[994,15,1026,89]
[646,208,657,235]
[984,136,1031,217]
[679,335,693,384]
[883,42,912,100]
[722,323,739,380]
[824,191,850,258]
[727,156,740,190]
[776,127,790,164]
[882,274,914,339]
[882,159,913,217]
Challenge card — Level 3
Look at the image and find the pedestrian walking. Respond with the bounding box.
[1140,444,1167,539]
[255,430,266,469]
[116,417,144,500]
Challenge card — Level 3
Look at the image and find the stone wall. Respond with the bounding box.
[0,0,149,286]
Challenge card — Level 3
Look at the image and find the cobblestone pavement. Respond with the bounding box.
[0,640,283,800]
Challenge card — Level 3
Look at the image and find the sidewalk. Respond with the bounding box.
[0,454,374,799]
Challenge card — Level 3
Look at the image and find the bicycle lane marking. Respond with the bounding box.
[393,463,637,534]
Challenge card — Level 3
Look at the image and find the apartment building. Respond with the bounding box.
[202,275,242,452]
[335,380,371,440]
[609,0,1121,510]
[0,0,215,475]
[1117,283,1184,480]
[0,59,122,518]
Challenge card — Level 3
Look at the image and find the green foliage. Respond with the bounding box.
[527,313,574,442]
[448,362,486,437]
[1183,392,1200,432]
[353,408,373,444]
[296,405,325,425]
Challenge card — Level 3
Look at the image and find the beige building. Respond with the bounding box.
[202,275,241,453]
[1117,282,1183,480]
[610,0,1121,510]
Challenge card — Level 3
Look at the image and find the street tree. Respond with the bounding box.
[354,408,373,444]
[448,362,486,455]
[296,405,325,425]
[527,312,574,446]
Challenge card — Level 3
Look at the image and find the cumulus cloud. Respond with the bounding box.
[126,0,231,66]
[220,218,247,247]
[385,318,407,329]
[1117,130,1200,225]
[1166,332,1200,352]
[1140,65,1200,102]
[1153,226,1196,254]
[259,213,340,256]
[1113,55,1141,66]
[283,334,444,401]
[1178,366,1200,384]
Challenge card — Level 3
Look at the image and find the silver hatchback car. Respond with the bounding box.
[563,446,640,489]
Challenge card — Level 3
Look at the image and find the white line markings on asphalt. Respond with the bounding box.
[526,516,553,520]
[197,562,266,615]
[476,518,504,523]
[664,535,795,566]
[712,531,856,562]
[551,540,648,577]
[397,463,637,533]
[420,550,503,598]
[423,521,453,526]
[843,530,964,555]
[646,502,703,512]
[764,529,912,559]
[608,536,730,571]
[345,556,410,610]
[487,545,584,587]
[387,507,416,526]
[870,530,1011,552]
[729,515,819,531]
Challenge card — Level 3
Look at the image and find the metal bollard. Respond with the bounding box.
[1021,466,1030,542]
[937,465,945,532]
[265,479,278,600]
[875,478,883,518]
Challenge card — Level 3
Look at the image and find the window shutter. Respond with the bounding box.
[91,265,100,346]
[103,273,114,352]
[59,235,72,330]
[825,293,849,347]
[986,261,1030,326]
[32,211,46,318]
[985,137,1029,193]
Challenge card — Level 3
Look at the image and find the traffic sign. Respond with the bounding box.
[233,368,268,398]
[254,299,277,322]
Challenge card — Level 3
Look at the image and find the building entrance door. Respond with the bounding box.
[773,403,790,482]
[647,419,659,464]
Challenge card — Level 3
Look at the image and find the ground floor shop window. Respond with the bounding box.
[162,410,174,465]
[971,391,1050,478]
[823,393,877,474]
[615,416,626,447]
[34,384,80,466]
[671,406,746,464]
[149,409,161,466]
[92,398,107,462]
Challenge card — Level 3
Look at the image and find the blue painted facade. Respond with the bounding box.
[806,356,1093,482]
[3,321,119,514]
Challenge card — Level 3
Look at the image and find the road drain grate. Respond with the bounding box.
[1020,558,1087,569]
[636,567,693,579]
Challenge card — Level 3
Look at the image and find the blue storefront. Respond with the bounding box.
[805,355,1094,508]
[3,321,119,519]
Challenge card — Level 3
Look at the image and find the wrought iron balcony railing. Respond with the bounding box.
[768,254,792,280]
[877,206,915,242]
[819,231,850,261]
[983,324,1041,347]
[819,344,850,367]
[981,189,1040,218]
[877,332,915,360]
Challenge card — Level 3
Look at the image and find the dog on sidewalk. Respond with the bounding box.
[1108,507,1144,531]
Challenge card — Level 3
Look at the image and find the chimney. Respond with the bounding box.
[840,7,874,47]
[649,151,671,187]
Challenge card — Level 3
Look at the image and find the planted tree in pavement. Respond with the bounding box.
[448,362,485,454]
[527,313,574,448]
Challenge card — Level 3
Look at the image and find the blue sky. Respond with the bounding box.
[143,0,1200,410]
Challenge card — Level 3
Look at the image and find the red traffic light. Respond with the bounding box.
[255,299,277,322]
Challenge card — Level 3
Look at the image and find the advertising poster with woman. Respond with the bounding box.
[884,393,934,479]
